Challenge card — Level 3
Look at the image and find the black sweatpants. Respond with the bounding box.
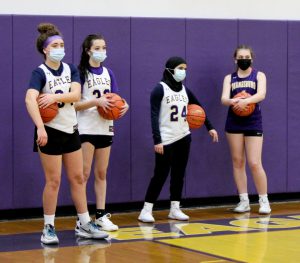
[145,134,191,203]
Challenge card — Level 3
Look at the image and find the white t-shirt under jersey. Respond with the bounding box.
[77,67,114,135]
[39,63,77,134]
[159,82,190,145]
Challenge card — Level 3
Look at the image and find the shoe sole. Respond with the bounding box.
[138,217,155,223]
[168,215,189,221]
[259,210,271,214]
[76,232,109,239]
[41,239,59,245]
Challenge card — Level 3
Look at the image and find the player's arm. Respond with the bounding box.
[186,88,218,142]
[151,84,164,154]
[221,74,238,106]
[25,88,47,146]
[244,71,266,104]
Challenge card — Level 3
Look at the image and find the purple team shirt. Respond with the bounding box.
[225,68,263,132]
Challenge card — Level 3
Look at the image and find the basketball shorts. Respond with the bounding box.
[33,126,81,155]
[226,130,263,137]
[79,135,113,149]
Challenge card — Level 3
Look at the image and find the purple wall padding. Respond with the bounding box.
[130,18,186,201]
[73,17,131,203]
[238,20,288,194]
[1,14,299,212]
[13,15,74,208]
[287,21,300,192]
[0,16,13,209]
[185,19,238,198]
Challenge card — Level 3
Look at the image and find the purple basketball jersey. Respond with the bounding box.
[225,68,263,132]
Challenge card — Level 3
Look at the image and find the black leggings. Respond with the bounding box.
[145,134,191,203]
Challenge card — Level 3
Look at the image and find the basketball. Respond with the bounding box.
[97,93,126,120]
[187,104,206,129]
[232,90,256,117]
[37,96,58,123]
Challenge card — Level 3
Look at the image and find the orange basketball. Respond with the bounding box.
[97,93,126,120]
[232,90,256,117]
[37,96,58,123]
[187,104,206,129]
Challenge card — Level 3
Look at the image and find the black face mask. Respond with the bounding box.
[237,59,252,70]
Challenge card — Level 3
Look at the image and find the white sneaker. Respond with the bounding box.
[168,208,189,221]
[41,224,59,245]
[233,200,250,213]
[259,199,271,214]
[95,213,119,231]
[138,202,155,223]
[168,201,189,221]
[76,221,109,239]
[138,209,155,223]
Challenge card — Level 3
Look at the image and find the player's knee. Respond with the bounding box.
[70,173,85,185]
[232,157,245,169]
[248,161,262,172]
[46,177,61,191]
[95,169,107,180]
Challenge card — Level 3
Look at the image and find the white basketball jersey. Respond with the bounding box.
[77,67,114,135]
[159,82,190,145]
[39,63,77,134]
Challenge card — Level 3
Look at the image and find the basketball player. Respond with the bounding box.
[75,34,129,231]
[138,56,218,223]
[25,23,108,244]
[221,45,271,214]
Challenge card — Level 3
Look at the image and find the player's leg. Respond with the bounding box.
[93,146,118,231]
[226,132,250,212]
[168,135,191,221]
[245,135,271,214]
[63,148,108,239]
[39,152,62,244]
[138,147,172,222]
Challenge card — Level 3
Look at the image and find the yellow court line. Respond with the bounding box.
[159,229,300,263]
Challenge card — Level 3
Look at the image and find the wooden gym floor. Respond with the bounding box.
[1,201,300,263]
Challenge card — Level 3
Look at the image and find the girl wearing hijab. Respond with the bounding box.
[138,56,219,223]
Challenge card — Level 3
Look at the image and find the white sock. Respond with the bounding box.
[259,194,269,202]
[78,212,90,225]
[239,193,249,201]
[44,214,55,226]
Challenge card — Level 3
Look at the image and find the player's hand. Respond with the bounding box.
[230,98,240,106]
[120,99,129,117]
[38,94,56,109]
[232,99,249,111]
[209,129,219,143]
[97,96,113,112]
[154,143,164,155]
[36,126,48,147]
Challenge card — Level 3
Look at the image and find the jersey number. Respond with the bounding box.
[55,88,73,108]
[93,89,110,98]
[170,105,186,122]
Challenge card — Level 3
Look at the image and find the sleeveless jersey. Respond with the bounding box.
[225,69,263,132]
[39,63,77,134]
[77,67,114,135]
[159,82,190,145]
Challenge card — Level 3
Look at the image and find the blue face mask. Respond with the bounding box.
[173,68,186,82]
[91,50,107,63]
[49,48,65,62]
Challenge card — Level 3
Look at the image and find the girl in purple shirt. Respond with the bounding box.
[221,45,271,214]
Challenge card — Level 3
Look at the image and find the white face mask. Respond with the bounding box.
[91,50,107,63]
[49,48,65,62]
[173,68,186,82]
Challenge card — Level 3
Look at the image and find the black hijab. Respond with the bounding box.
[162,56,187,92]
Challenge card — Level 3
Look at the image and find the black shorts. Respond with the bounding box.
[34,126,81,155]
[226,130,263,137]
[80,135,113,149]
